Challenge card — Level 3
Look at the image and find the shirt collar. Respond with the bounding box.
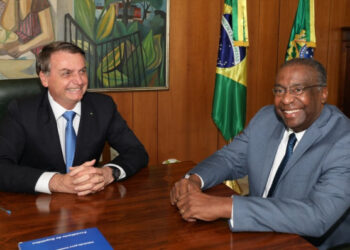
[47,92,81,120]
[286,128,306,142]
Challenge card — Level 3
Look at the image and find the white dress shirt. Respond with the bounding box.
[34,92,125,194]
[262,129,305,197]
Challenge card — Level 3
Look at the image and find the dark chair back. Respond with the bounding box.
[0,78,43,120]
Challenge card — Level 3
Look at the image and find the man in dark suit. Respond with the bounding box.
[170,58,350,249]
[0,41,148,195]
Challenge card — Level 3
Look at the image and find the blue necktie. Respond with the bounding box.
[268,133,297,197]
[63,111,76,173]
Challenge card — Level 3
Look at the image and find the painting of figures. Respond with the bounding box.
[0,0,169,91]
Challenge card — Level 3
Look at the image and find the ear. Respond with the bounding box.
[39,72,49,88]
[321,87,328,104]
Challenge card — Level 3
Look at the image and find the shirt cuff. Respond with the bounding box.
[103,163,126,180]
[34,172,58,194]
[229,195,234,229]
[184,173,204,189]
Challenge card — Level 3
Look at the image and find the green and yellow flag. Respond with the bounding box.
[212,0,249,141]
[212,0,249,194]
[285,0,316,61]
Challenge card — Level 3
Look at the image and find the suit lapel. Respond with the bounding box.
[278,105,331,184]
[74,95,95,165]
[38,92,66,171]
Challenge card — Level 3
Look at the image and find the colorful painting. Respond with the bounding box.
[0,0,55,79]
[0,0,169,91]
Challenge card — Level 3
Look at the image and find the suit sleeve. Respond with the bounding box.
[231,135,350,238]
[188,105,350,241]
[188,132,249,189]
[106,101,148,179]
[186,106,269,189]
[0,100,44,193]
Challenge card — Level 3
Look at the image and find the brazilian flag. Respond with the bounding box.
[285,0,316,61]
[212,0,249,194]
[212,0,249,141]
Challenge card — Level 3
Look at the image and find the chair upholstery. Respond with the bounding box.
[0,78,43,120]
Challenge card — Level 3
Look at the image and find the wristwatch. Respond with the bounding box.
[109,167,120,182]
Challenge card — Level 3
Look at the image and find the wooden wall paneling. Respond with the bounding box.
[133,91,158,165]
[252,0,280,114]
[104,92,134,126]
[184,0,222,163]
[313,0,331,71]
[313,0,331,104]
[277,0,298,68]
[339,28,350,117]
[217,133,227,150]
[245,0,261,127]
[133,91,158,166]
[101,92,133,163]
[326,0,350,106]
[101,0,350,168]
[158,0,222,164]
[157,0,190,163]
[104,93,133,135]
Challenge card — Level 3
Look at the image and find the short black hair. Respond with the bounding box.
[36,41,85,75]
[280,58,327,86]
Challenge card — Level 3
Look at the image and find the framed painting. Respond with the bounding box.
[0,0,169,91]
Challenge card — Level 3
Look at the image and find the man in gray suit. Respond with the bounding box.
[170,58,350,249]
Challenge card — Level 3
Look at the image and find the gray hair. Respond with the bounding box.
[36,41,85,75]
[280,58,327,87]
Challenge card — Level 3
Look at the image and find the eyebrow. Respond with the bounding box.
[58,67,86,72]
[274,83,306,87]
[58,68,72,72]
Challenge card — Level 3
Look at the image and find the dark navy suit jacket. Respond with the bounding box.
[0,90,148,193]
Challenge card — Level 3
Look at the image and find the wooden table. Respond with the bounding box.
[0,161,315,249]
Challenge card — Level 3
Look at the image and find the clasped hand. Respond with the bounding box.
[170,176,232,222]
[49,159,114,196]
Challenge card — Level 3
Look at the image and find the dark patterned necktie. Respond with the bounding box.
[268,133,297,197]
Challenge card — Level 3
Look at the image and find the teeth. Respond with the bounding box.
[284,109,299,114]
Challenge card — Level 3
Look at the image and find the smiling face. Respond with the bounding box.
[39,51,88,110]
[274,64,328,132]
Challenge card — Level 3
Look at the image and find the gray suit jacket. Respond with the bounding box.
[189,104,350,249]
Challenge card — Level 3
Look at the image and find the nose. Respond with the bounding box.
[71,72,85,85]
[280,91,295,104]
